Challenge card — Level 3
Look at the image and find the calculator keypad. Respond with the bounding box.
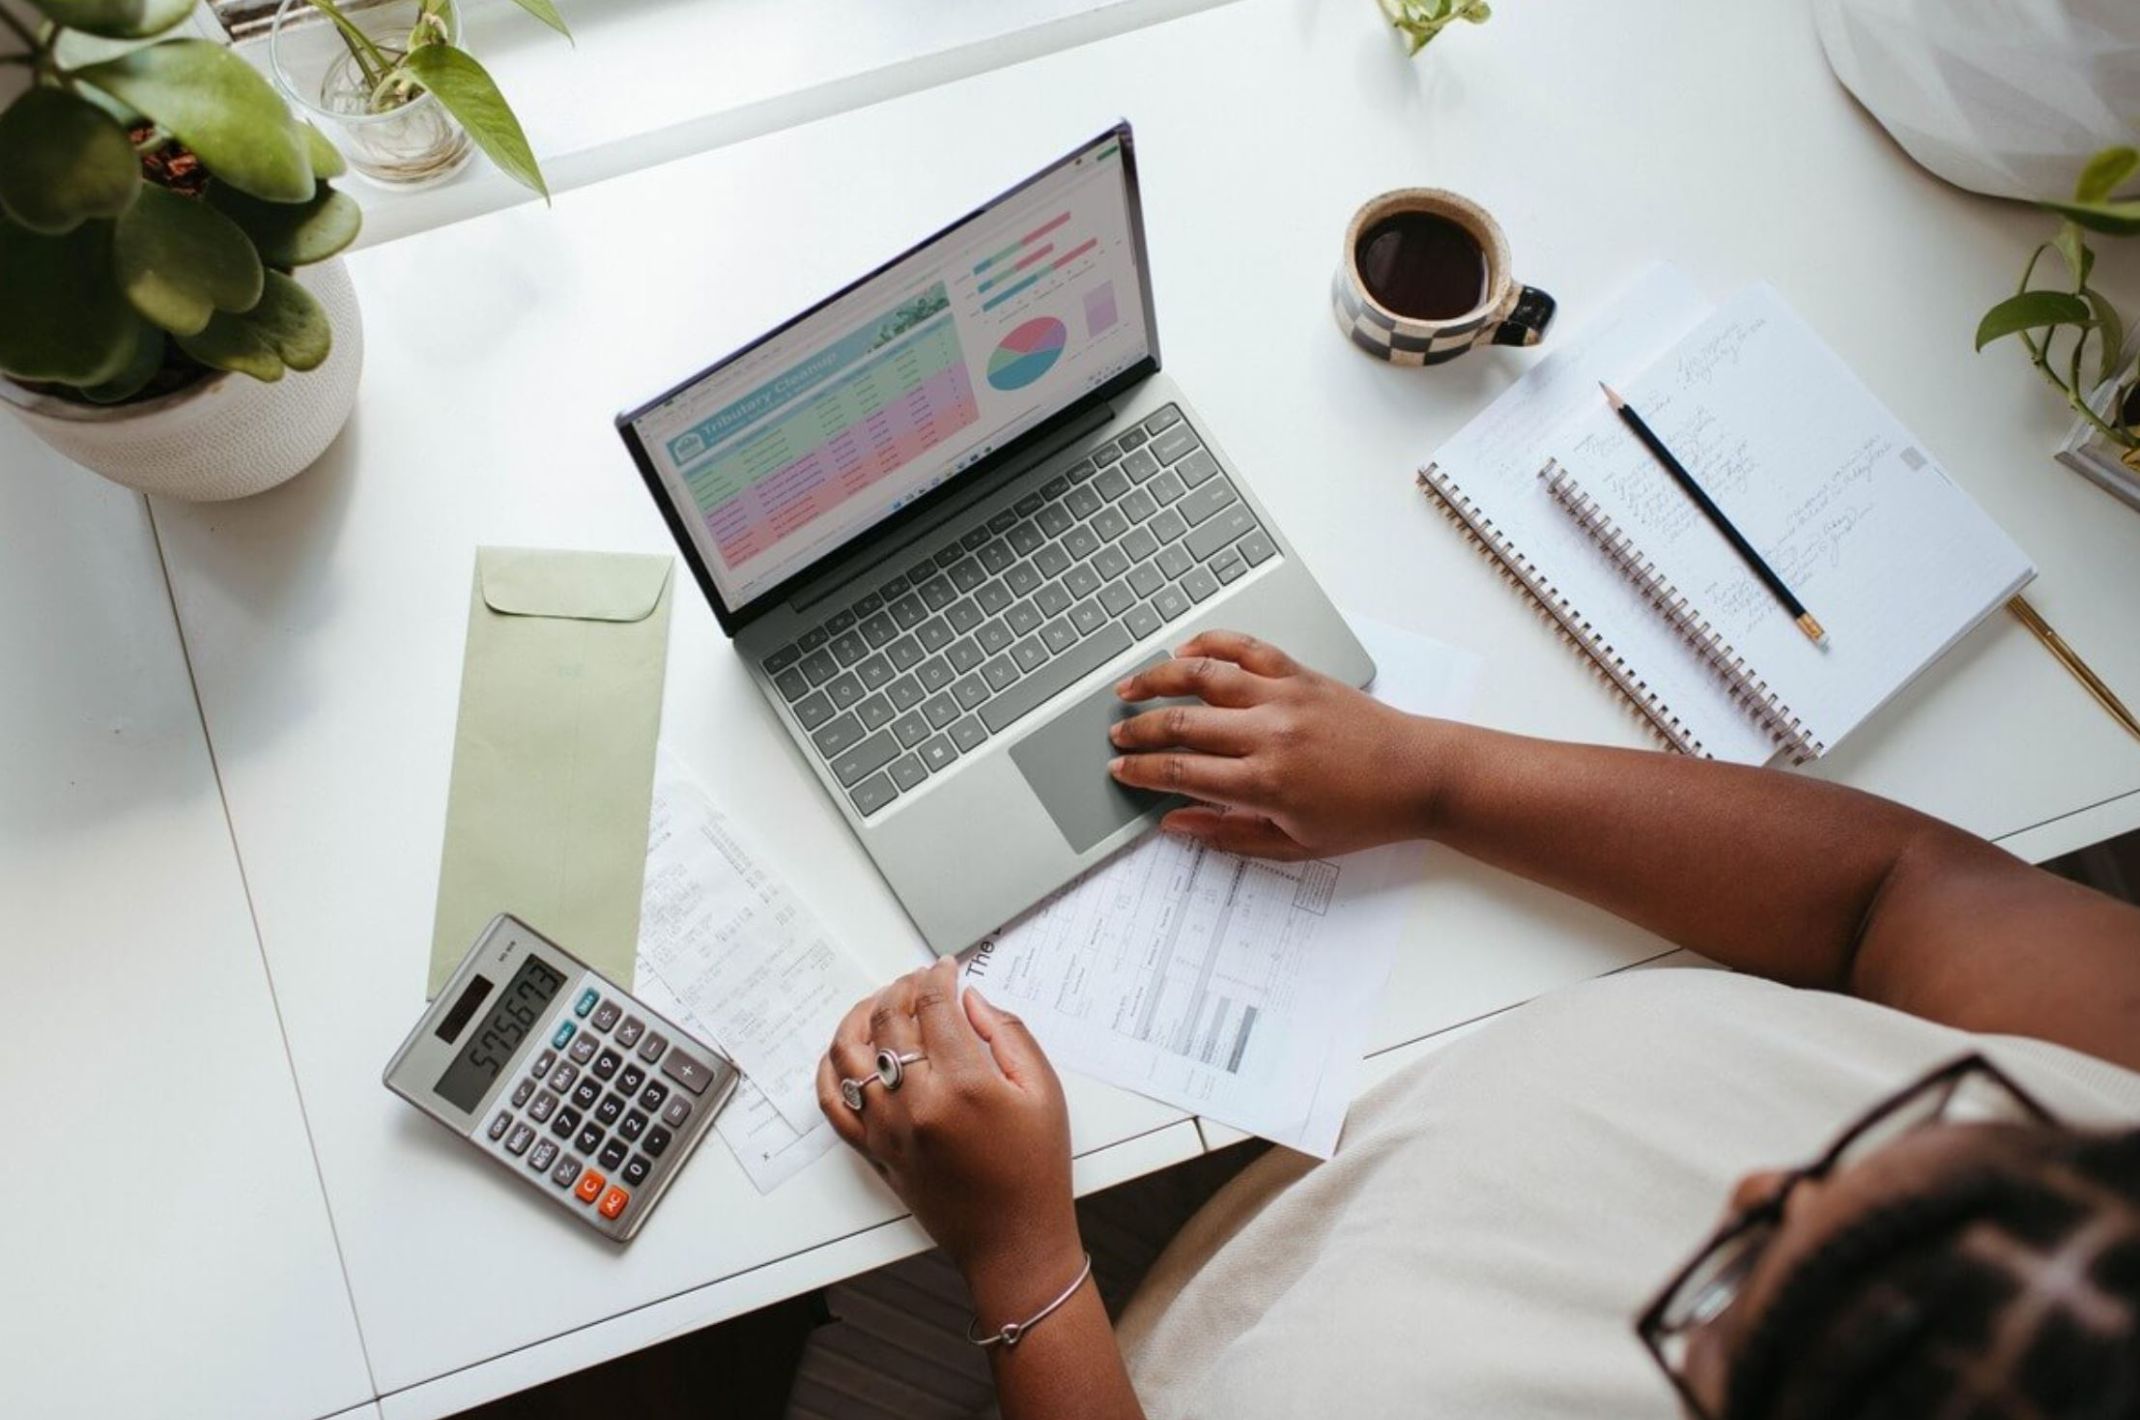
[459,976,729,1240]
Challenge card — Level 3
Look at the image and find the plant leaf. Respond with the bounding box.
[0,218,136,386]
[301,122,347,181]
[114,182,264,335]
[2085,289,2126,390]
[79,318,165,403]
[502,0,570,39]
[2037,197,2140,237]
[208,181,361,267]
[175,269,330,380]
[0,87,140,235]
[1974,290,2092,349]
[2052,221,2092,288]
[403,44,548,199]
[26,0,193,39]
[76,40,315,203]
[2075,146,2139,204]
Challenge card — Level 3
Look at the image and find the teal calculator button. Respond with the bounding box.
[552,1020,577,1049]
[574,988,599,1018]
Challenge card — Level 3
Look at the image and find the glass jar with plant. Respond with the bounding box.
[1975,145,2140,490]
[268,0,562,193]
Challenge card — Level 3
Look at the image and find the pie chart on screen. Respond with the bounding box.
[987,317,1068,391]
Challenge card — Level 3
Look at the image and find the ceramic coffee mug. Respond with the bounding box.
[1332,189,1556,366]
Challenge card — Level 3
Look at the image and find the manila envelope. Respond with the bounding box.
[427,547,675,996]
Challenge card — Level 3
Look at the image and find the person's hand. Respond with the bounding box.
[817,958,1081,1289]
[1108,630,1441,859]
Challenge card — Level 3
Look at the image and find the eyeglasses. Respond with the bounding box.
[1634,1053,2057,1419]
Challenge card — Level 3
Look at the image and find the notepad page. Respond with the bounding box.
[1426,264,1779,763]
[1561,283,2035,753]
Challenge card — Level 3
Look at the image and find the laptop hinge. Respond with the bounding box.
[788,401,1118,614]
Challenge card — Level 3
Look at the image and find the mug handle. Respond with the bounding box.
[1489,285,1557,348]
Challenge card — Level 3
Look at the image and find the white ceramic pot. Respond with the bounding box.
[0,257,363,501]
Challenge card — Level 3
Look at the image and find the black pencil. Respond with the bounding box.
[1600,382,1826,644]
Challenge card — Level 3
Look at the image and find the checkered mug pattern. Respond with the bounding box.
[1333,189,1556,367]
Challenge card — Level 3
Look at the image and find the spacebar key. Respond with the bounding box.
[981,624,1132,734]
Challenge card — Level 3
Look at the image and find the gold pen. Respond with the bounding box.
[2007,595,2140,742]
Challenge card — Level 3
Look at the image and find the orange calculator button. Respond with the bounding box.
[574,1170,605,1204]
[598,1186,630,1220]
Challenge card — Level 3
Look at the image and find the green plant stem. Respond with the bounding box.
[2022,326,2137,448]
[304,0,394,91]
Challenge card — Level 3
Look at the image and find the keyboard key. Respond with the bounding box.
[830,631,867,665]
[568,1034,598,1065]
[661,1092,694,1127]
[1005,562,1042,597]
[797,627,829,652]
[856,693,894,731]
[792,690,834,731]
[1063,563,1101,599]
[575,1122,605,1155]
[1063,525,1100,561]
[1007,522,1045,557]
[1119,427,1149,450]
[890,594,927,629]
[505,1122,536,1156]
[946,638,983,674]
[978,539,1014,575]
[918,734,959,772]
[512,1078,535,1107]
[922,692,960,730]
[1121,449,1161,483]
[1095,466,1130,500]
[1178,479,1238,527]
[952,674,989,712]
[854,592,886,616]
[917,656,954,693]
[547,1061,578,1093]
[552,1154,583,1188]
[856,653,893,690]
[1126,602,1163,640]
[1121,488,1159,523]
[1034,582,1071,618]
[595,1092,625,1126]
[949,716,988,753]
[1037,503,1073,538]
[1153,585,1192,621]
[1239,531,1278,566]
[976,580,1012,616]
[528,1090,558,1123]
[859,613,897,648]
[1070,599,1107,636]
[638,1032,668,1064]
[962,526,992,550]
[946,599,983,634]
[1040,618,1077,655]
[773,667,810,701]
[598,1186,630,1221]
[574,1170,606,1205]
[879,574,911,600]
[1066,485,1103,520]
[850,770,898,816]
[1011,637,1049,674]
[918,578,956,611]
[935,546,964,569]
[987,509,1019,534]
[529,1138,558,1172]
[488,1111,512,1141]
[619,1064,645,1095]
[1005,599,1042,636]
[1065,457,1097,482]
[1092,504,1131,541]
[616,1017,645,1049]
[982,655,1020,692]
[889,753,929,791]
[1099,578,1137,616]
[982,622,1134,734]
[916,616,953,653]
[826,609,858,635]
[891,711,931,749]
[1151,508,1189,544]
[1150,424,1199,463]
[1185,504,1259,561]
[826,672,864,710]
[1158,544,1194,579]
[592,1000,622,1033]
[1176,449,1221,487]
[1014,492,1045,518]
[1182,565,1221,603]
[1034,544,1071,579]
[638,1080,667,1111]
[598,1138,628,1171]
[811,711,865,759]
[622,1153,653,1188]
[551,1105,582,1139]
[1041,475,1069,499]
[1213,551,1248,585]
[832,731,899,787]
[799,650,837,685]
[1144,405,1182,433]
[1122,526,1160,561]
[572,1078,600,1110]
[763,644,801,673]
[976,618,1013,655]
[909,556,940,585]
[661,1049,722,1095]
[592,1049,621,1081]
[1148,470,1187,506]
[532,1050,556,1078]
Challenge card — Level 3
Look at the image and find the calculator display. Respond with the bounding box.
[432,955,566,1112]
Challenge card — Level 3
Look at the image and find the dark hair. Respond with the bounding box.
[1723,1128,2140,1420]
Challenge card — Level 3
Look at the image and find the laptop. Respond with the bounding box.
[618,121,1371,952]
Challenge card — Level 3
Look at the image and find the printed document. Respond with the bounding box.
[962,617,1479,1157]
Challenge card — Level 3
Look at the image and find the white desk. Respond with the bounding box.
[0,446,374,1419]
[139,0,2140,1413]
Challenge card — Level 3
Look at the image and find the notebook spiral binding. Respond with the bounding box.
[1539,461,1824,765]
[1416,462,1711,758]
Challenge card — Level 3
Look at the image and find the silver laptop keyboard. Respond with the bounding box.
[759,404,1278,818]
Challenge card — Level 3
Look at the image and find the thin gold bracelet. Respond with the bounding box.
[965,1252,1094,1349]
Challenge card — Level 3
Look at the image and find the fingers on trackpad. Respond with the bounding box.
[1009,655,1185,852]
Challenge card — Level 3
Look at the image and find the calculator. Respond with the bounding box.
[384,914,739,1241]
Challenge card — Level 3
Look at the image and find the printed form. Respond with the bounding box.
[634,749,866,1192]
[963,617,1480,1158]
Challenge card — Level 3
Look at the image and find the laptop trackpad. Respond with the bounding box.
[1011,655,1190,853]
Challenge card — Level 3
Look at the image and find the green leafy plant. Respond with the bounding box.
[1976,145,2140,472]
[1378,0,1491,55]
[0,0,364,401]
[300,0,563,199]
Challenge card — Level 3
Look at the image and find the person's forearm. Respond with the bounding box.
[1409,719,1986,994]
[966,1236,1144,1420]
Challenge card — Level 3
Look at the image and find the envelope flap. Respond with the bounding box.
[477,547,673,623]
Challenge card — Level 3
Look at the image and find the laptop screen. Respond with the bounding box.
[623,128,1154,618]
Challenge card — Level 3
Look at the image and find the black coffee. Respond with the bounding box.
[1355,210,1486,320]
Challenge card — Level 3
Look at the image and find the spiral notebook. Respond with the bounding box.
[1419,267,2034,765]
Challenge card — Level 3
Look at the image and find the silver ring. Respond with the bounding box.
[839,1074,879,1112]
[876,1048,926,1092]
